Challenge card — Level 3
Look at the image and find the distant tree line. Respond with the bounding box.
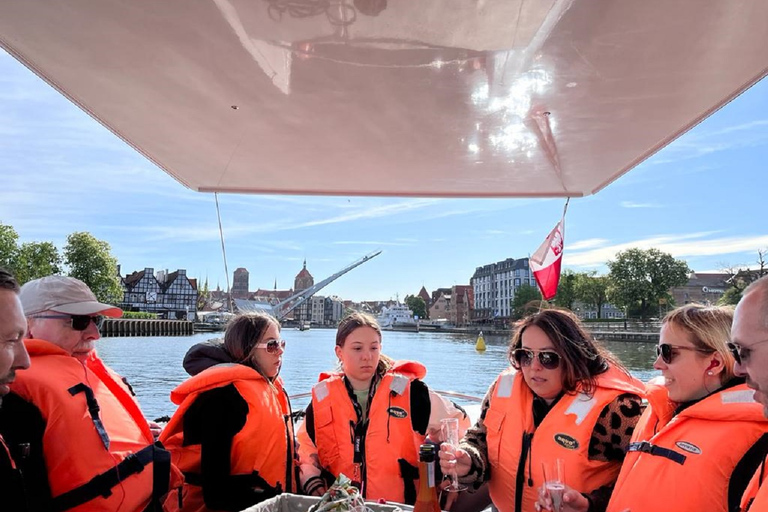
[0,222,122,303]
[717,249,768,306]
[512,248,691,321]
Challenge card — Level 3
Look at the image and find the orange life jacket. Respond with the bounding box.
[160,363,297,512]
[10,339,180,512]
[607,379,768,512]
[741,456,768,512]
[485,365,644,512]
[311,360,427,504]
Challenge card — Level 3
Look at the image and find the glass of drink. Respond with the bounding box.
[541,459,565,512]
[440,418,467,492]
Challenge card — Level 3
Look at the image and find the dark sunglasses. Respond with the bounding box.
[255,338,286,354]
[32,314,104,331]
[727,339,768,366]
[656,343,713,364]
[511,348,561,370]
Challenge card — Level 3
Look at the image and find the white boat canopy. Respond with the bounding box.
[1,0,766,197]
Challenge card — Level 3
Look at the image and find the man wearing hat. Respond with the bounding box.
[0,275,180,512]
[0,269,31,510]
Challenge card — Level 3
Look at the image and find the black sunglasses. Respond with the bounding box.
[255,338,286,354]
[511,348,561,370]
[32,314,104,331]
[656,343,713,364]
[727,339,768,366]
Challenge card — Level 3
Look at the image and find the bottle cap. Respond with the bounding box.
[419,443,436,462]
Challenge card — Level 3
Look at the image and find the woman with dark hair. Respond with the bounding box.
[296,311,468,504]
[439,308,644,512]
[160,312,297,512]
[605,304,768,512]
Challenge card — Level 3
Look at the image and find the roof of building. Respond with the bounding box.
[123,268,149,287]
[472,257,530,278]
[295,261,313,280]
[159,270,196,291]
[682,272,731,288]
[253,288,293,300]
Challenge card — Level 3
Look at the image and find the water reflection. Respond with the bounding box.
[96,331,659,420]
[602,341,660,383]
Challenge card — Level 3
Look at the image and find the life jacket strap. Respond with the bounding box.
[182,469,281,497]
[68,383,110,450]
[398,458,419,505]
[627,441,686,465]
[51,442,172,512]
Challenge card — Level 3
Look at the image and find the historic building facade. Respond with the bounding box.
[293,260,314,324]
[471,257,535,323]
[232,267,250,299]
[121,267,198,319]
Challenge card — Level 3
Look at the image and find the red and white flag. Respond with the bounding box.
[530,217,565,301]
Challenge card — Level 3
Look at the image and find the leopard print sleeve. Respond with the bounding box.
[583,393,645,512]
[588,393,644,463]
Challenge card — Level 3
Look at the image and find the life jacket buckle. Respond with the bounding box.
[120,452,146,475]
[633,441,653,454]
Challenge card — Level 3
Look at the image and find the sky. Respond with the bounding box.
[1,49,767,302]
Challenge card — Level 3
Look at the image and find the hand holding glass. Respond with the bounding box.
[541,459,565,512]
[440,418,467,492]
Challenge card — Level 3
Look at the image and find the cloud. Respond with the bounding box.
[648,119,768,165]
[332,241,407,246]
[298,199,441,228]
[565,233,768,267]
[569,238,608,250]
[620,201,662,209]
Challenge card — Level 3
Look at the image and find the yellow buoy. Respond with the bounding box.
[475,331,486,351]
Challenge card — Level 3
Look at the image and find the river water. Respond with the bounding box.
[96,329,660,421]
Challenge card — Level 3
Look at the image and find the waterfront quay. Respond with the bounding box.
[103,318,659,342]
[101,318,193,337]
[386,320,661,342]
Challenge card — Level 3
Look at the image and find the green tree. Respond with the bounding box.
[717,249,768,306]
[718,287,742,306]
[552,269,578,310]
[14,241,62,284]
[0,223,19,270]
[575,272,610,319]
[511,283,543,320]
[63,232,123,303]
[197,277,210,311]
[404,295,427,320]
[607,248,690,319]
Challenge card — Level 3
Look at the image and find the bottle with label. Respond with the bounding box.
[413,444,441,512]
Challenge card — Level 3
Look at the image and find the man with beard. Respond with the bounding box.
[732,275,768,511]
[0,268,31,510]
[0,275,180,512]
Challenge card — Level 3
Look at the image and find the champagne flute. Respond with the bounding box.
[541,459,565,512]
[440,418,467,492]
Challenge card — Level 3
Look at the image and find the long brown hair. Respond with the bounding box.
[224,312,281,378]
[508,308,627,396]
[336,311,394,374]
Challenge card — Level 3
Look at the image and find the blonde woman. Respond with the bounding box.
[605,305,768,512]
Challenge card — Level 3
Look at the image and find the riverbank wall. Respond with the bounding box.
[102,319,194,337]
[385,321,661,342]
